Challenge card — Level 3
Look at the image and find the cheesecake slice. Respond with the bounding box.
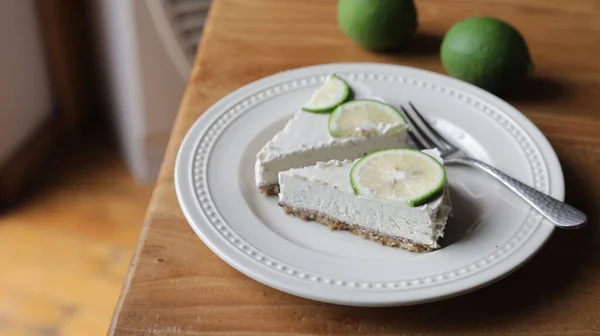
[278,149,451,252]
[255,76,409,195]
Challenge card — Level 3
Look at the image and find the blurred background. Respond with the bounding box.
[0,0,210,334]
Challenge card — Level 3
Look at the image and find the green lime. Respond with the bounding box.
[302,74,350,113]
[328,100,406,138]
[337,0,418,51]
[441,17,533,93]
[350,149,446,207]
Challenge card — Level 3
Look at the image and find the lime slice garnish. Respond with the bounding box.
[350,149,446,207]
[302,74,350,113]
[328,100,406,137]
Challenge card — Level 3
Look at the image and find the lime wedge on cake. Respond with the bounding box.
[328,100,407,137]
[302,74,350,113]
[350,149,446,207]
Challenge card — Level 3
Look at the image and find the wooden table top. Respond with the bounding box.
[109,0,600,334]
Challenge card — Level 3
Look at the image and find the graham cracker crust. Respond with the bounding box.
[280,203,438,253]
[259,183,279,196]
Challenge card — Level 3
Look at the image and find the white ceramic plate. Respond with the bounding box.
[175,63,562,307]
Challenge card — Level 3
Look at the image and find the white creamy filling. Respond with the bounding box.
[277,150,450,247]
[256,126,408,186]
[255,79,408,187]
[279,173,450,247]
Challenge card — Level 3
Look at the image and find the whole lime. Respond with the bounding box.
[441,17,533,93]
[338,0,418,51]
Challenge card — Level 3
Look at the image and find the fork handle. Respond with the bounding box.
[446,157,586,229]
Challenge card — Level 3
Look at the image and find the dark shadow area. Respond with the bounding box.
[316,155,597,333]
[0,115,124,214]
[439,184,484,247]
[382,32,443,56]
[503,76,570,103]
[0,121,60,213]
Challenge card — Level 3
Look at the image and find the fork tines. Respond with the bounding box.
[400,103,455,152]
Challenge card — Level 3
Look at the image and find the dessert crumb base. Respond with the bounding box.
[280,203,438,253]
[259,184,279,196]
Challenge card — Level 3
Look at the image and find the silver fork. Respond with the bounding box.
[400,102,586,229]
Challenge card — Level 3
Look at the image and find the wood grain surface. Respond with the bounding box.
[0,126,153,336]
[109,0,600,335]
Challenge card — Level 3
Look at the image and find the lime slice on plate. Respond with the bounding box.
[328,100,406,137]
[350,149,446,207]
[302,74,350,113]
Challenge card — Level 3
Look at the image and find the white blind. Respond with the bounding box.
[146,0,211,78]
